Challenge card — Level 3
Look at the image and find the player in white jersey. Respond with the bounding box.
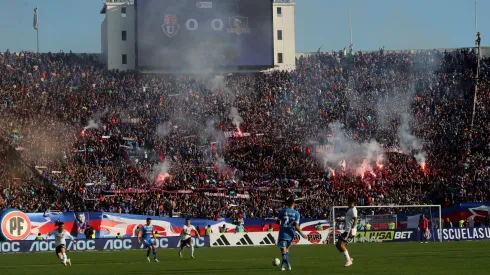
[335,196,357,268]
[178,218,201,259]
[46,222,76,267]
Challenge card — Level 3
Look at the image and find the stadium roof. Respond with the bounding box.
[101,0,133,14]
[296,46,490,59]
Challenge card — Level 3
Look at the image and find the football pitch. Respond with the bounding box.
[0,242,488,275]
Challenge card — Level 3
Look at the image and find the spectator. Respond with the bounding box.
[458,217,465,228]
[220,225,227,233]
[316,223,323,231]
[85,226,95,239]
[205,225,213,236]
[268,224,274,232]
[235,224,246,233]
[444,218,453,228]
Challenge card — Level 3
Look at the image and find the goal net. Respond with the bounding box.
[331,205,442,244]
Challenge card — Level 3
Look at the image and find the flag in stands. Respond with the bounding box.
[33,7,38,30]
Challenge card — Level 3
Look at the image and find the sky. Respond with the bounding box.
[0,0,488,53]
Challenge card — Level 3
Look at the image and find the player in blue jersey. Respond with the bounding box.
[277,197,307,271]
[138,218,159,263]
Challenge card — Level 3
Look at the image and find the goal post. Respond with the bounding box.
[331,205,442,244]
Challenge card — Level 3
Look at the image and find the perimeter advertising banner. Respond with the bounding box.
[0,209,329,241]
[210,230,329,247]
[5,208,490,243]
[352,230,417,243]
[0,236,209,254]
[434,227,490,241]
[209,228,490,245]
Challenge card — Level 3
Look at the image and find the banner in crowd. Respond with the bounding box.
[224,131,252,138]
[0,209,328,241]
[105,188,194,194]
[104,186,304,195]
[390,203,490,229]
[210,230,330,247]
[314,144,333,153]
[203,192,250,199]
[441,203,490,223]
[0,236,209,254]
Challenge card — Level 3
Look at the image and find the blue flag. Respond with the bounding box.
[33,7,38,30]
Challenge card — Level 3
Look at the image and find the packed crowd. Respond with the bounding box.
[0,48,489,220]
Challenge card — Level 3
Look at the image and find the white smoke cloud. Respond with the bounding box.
[414,152,427,169]
[228,107,243,131]
[156,121,173,138]
[215,157,229,173]
[207,75,236,104]
[83,119,100,130]
[346,66,429,170]
[316,122,385,177]
[398,113,426,167]
[204,119,226,144]
[152,158,171,184]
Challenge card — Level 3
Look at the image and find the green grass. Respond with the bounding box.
[1,242,489,275]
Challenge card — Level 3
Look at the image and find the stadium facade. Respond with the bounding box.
[100,0,296,72]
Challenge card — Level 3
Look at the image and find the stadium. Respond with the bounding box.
[1,0,490,274]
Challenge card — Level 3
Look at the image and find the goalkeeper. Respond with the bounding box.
[418,214,429,243]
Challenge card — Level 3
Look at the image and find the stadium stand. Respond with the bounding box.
[0,48,489,220]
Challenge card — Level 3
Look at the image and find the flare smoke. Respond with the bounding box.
[316,122,385,177]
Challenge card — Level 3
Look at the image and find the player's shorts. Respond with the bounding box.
[142,239,155,248]
[339,232,353,243]
[180,237,192,248]
[277,239,292,249]
[55,244,65,254]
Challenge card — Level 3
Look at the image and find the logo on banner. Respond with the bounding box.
[425,230,432,239]
[235,234,254,245]
[259,233,276,245]
[0,210,32,241]
[354,230,414,242]
[440,228,490,241]
[212,235,231,246]
[292,233,300,245]
[356,231,393,242]
[196,2,213,8]
[162,14,180,38]
[307,231,322,244]
[227,16,250,35]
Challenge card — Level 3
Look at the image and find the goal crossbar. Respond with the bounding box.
[331,204,442,243]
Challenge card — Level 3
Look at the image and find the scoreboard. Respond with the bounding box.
[135,0,274,69]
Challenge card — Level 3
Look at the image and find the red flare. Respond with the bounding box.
[157,173,170,183]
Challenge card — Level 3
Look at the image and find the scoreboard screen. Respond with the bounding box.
[135,0,274,69]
